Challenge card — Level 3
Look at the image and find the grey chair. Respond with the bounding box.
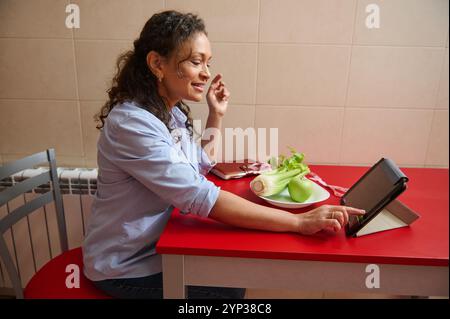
[0,149,108,298]
[0,149,67,298]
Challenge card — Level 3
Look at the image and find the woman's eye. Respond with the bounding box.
[190,60,211,69]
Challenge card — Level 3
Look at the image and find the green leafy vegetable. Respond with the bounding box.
[250,147,310,197]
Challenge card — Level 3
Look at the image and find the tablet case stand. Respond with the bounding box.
[354,199,419,237]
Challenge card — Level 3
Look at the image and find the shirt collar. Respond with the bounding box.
[170,106,188,127]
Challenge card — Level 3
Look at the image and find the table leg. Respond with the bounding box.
[162,254,186,299]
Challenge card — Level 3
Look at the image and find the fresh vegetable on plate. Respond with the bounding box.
[288,175,314,202]
[250,168,305,197]
[250,147,312,202]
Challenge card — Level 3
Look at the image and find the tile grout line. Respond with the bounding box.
[433,48,448,110]
[422,48,448,166]
[252,0,262,131]
[1,36,447,49]
[422,110,436,167]
[338,0,359,165]
[69,0,86,167]
[0,97,443,111]
[255,105,445,111]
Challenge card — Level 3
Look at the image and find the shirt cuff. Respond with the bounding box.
[197,146,217,175]
[196,182,221,218]
[181,180,221,218]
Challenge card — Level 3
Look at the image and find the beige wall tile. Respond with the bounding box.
[347,47,444,108]
[222,105,255,130]
[75,40,132,100]
[210,43,257,105]
[255,106,344,164]
[166,0,259,42]
[257,45,351,106]
[190,104,256,130]
[260,0,356,44]
[0,0,72,38]
[54,155,85,167]
[341,108,434,166]
[72,0,164,39]
[0,39,77,99]
[189,103,210,128]
[436,49,449,109]
[425,110,449,167]
[80,101,102,163]
[354,0,449,46]
[84,158,98,168]
[0,100,84,158]
[191,43,257,105]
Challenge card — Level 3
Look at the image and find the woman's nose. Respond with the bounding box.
[200,65,210,80]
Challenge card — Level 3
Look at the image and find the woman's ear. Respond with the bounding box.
[146,51,164,82]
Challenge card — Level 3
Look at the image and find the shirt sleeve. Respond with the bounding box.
[108,115,220,218]
[196,142,217,176]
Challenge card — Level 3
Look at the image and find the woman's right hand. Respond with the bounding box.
[296,205,366,235]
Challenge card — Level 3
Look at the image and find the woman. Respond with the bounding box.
[83,10,365,299]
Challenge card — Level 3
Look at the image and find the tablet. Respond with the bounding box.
[341,158,409,237]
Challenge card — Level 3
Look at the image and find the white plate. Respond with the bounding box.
[252,178,330,209]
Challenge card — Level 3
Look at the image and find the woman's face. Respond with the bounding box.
[160,32,212,106]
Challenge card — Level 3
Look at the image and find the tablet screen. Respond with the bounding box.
[343,159,407,231]
[344,165,393,214]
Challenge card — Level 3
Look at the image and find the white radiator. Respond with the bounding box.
[0,167,97,293]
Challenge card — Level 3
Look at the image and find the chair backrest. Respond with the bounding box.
[0,149,68,298]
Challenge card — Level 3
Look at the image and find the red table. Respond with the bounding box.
[156,165,449,298]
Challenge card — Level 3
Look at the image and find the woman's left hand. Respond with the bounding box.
[206,74,230,117]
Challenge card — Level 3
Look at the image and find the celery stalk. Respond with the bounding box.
[250,168,302,197]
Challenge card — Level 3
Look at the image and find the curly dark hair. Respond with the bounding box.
[95,10,208,137]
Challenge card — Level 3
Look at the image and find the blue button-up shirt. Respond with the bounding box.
[83,101,219,281]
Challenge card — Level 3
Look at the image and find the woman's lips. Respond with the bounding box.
[192,83,205,92]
